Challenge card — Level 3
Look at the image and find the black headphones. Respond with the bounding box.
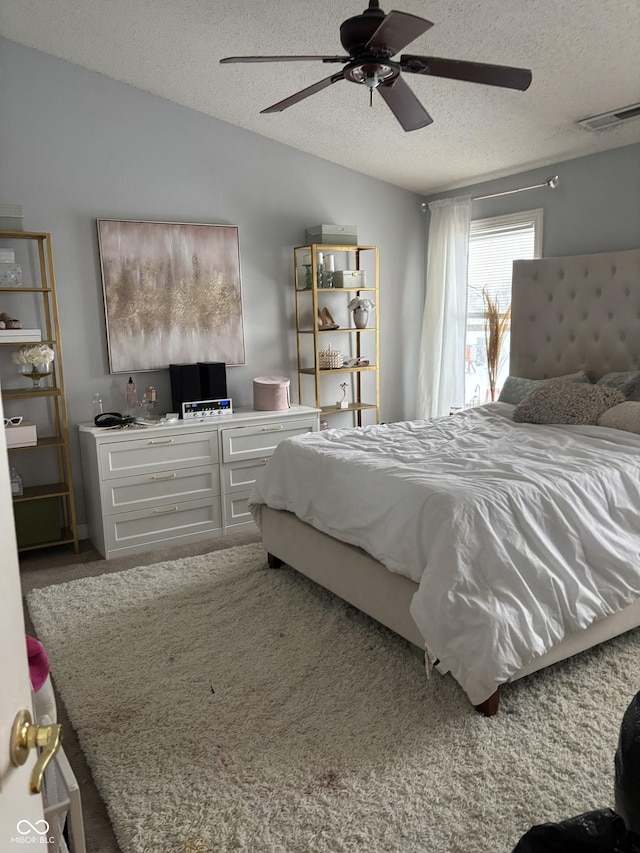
[94,412,135,428]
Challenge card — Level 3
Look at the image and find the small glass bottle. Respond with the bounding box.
[10,467,23,497]
[92,392,103,418]
[125,376,137,412]
[143,386,157,419]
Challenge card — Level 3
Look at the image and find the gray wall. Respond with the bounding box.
[422,143,640,256]
[4,37,637,534]
[0,39,424,527]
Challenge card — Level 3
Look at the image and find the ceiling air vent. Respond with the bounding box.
[578,103,640,131]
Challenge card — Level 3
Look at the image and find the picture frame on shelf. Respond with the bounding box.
[96,219,246,373]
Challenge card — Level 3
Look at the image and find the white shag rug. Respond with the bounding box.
[27,542,639,853]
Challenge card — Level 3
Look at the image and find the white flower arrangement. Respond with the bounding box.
[347,297,375,312]
[11,344,55,367]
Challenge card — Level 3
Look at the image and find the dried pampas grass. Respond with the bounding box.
[483,288,511,401]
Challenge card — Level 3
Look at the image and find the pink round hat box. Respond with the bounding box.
[253,376,291,411]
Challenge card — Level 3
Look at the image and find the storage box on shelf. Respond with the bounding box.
[305,225,358,246]
[79,406,319,558]
[0,230,79,553]
[5,419,37,448]
[294,243,379,426]
[332,270,367,289]
[0,328,42,343]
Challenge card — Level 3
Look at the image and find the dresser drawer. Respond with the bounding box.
[221,457,270,494]
[220,416,317,463]
[98,431,218,480]
[223,489,255,528]
[102,464,220,515]
[105,496,222,554]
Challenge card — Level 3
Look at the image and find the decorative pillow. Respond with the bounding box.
[596,371,640,402]
[498,371,590,406]
[513,381,624,425]
[597,401,640,434]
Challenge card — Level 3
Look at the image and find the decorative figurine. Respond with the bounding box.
[337,382,349,409]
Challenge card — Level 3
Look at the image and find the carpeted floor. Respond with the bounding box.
[26,541,639,853]
[21,530,261,853]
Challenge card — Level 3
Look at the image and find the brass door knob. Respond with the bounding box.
[10,710,62,794]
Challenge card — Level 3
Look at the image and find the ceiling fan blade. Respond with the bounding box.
[378,76,433,131]
[366,11,433,56]
[260,72,346,114]
[220,55,349,64]
[400,54,532,91]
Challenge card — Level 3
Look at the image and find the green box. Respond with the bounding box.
[13,498,61,548]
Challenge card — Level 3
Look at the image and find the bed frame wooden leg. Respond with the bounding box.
[267,553,284,569]
[475,688,500,717]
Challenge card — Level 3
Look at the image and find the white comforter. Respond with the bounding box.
[250,403,640,704]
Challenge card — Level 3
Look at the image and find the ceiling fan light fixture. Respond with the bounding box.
[346,62,397,89]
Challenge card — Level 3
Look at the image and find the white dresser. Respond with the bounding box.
[79,405,319,558]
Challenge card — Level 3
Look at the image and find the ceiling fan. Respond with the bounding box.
[220,1,532,132]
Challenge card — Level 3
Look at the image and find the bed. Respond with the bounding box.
[250,248,640,715]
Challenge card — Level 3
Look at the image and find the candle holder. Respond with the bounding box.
[303,265,313,289]
[324,254,335,288]
[301,253,313,289]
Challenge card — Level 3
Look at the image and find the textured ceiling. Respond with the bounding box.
[2,0,639,193]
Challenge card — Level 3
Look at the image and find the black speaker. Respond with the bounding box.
[169,363,203,416]
[198,362,227,401]
[169,362,228,417]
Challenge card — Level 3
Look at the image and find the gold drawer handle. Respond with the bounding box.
[148,438,174,445]
[151,472,178,480]
[154,505,179,514]
[261,425,284,432]
[260,458,269,464]
[10,710,62,794]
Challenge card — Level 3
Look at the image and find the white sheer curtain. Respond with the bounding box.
[416,196,472,419]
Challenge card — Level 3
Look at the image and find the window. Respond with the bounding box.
[465,209,542,406]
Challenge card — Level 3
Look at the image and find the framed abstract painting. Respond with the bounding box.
[96,219,246,372]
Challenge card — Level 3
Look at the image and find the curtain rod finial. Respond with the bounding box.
[547,175,559,189]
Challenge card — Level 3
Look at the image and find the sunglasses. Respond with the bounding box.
[4,417,23,427]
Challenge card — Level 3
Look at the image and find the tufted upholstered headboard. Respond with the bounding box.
[510,248,640,381]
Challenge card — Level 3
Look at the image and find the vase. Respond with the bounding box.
[19,363,53,388]
[353,307,369,329]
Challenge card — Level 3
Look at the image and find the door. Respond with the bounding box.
[0,383,47,847]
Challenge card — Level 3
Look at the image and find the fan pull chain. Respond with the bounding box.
[370,88,374,107]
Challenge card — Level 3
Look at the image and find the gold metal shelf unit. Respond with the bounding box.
[0,230,80,554]
[294,243,380,427]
